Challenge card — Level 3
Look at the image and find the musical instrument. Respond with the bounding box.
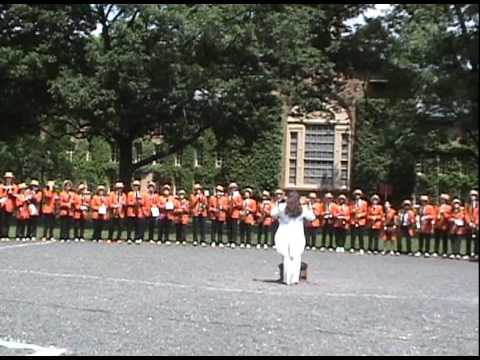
[134,191,141,217]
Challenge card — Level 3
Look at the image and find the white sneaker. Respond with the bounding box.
[414,252,421,257]
[432,252,438,257]
[264,244,268,249]
[373,251,378,255]
[127,239,132,244]
[367,250,372,255]
[408,252,413,256]
[219,243,224,248]
[193,241,198,246]
[443,254,449,259]
[335,247,340,253]
[182,241,187,246]
[176,241,180,245]
[211,242,216,248]
[80,238,85,243]
[42,237,47,242]
[456,255,461,260]
[31,237,36,242]
[341,247,346,253]
[381,251,386,255]
[320,247,326,252]
[449,254,455,259]
[359,249,365,255]
[16,238,20,242]
[246,244,251,249]
[240,244,245,248]
[256,244,261,249]
[201,242,207,247]
[74,238,79,243]
[329,248,334,252]
[311,247,316,251]
[231,243,236,249]
[350,249,355,254]
[462,255,469,260]
[424,252,430,258]
[395,252,400,256]
[166,241,171,245]
[135,240,142,245]
[306,246,310,250]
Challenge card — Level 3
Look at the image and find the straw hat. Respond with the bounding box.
[324,192,333,199]
[162,184,171,191]
[452,198,461,204]
[18,183,27,190]
[275,189,284,195]
[262,190,270,197]
[147,181,156,188]
[178,189,186,195]
[97,185,106,192]
[228,182,238,189]
[215,185,224,192]
[308,192,317,199]
[115,182,124,189]
[3,172,14,178]
[353,189,363,196]
[78,184,87,191]
[63,180,72,187]
[440,194,450,201]
[132,180,141,187]
[47,180,56,188]
[193,183,203,190]
[370,194,380,201]
[30,180,40,187]
[402,200,412,206]
[420,195,429,202]
[244,187,253,194]
[469,190,478,197]
[338,194,347,201]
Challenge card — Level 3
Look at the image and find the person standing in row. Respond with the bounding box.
[91,185,109,242]
[191,184,208,247]
[334,194,350,253]
[174,189,190,245]
[209,185,228,247]
[350,189,368,254]
[159,184,175,244]
[381,201,398,255]
[367,194,384,254]
[15,183,30,241]
[143,181,159,243]
[0,172,18,240]
[227,182,243,248]
[74,184,90,242]
[449,198,466,260]
[239,187,256,248]
[59,180,75,242]
[41,180,57,241]
[320,193,335,252]
[465,190,478,259]
[304,193,321,250]
[417,195,436,258]
[26,180,42,241]
[397,200,416,255]
[434,194,452,257]
[108,182,126,243]
[127,180,144,244]
[256,190,273,249]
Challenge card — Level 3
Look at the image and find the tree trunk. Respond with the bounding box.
[118,137,133,190]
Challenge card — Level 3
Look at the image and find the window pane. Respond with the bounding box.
[303,125,334,186]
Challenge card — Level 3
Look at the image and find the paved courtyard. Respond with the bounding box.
[0,240,478,355]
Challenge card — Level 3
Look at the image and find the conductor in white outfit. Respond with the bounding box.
[271,191,315,285]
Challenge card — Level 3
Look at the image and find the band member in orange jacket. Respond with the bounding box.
[91,185,109,242]
[449,198,467,260]
[191,184,208,246]
[320,193,335,252]
[158,184,175,244]
[333,194,350,252]
[367,194,384,254]
[174,189,190,245]
[41,180,57,241]
[209,185,229,247]
[465,190,479,259]
[26,179,42,241]
[0,171,18,240]
[108,182,126,242]
[143,181,159,243]
[239,187,257,248]
[271,189,286,245]
[304,192,322,250]
[381,201,398,255]
[416,195,436,257]
[59,180,75,242]
[227,182,243,248]
[256,190,273,249]
[14,183,30,241]
[126,180,145,244]
[434,194,453,257]
[73,184,89,242]
[398,200,416,255]
[350,189,368,254]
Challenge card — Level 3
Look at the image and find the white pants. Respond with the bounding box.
[283,255,301,285]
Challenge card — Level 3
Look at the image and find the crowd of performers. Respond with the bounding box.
[0,171,478,260]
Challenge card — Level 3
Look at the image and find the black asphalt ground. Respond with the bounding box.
[0,240,478,356]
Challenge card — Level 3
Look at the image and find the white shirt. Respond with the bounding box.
[271,203,315,258]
